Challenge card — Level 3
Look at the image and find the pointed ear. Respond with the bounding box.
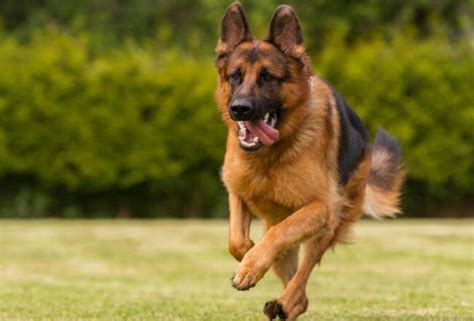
[265,5,305,59]
[216,2,252,59]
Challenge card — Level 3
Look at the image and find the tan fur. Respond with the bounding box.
[363,149,405,218]
[215,4,404,320]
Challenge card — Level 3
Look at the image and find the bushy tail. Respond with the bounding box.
[363,128,405,218]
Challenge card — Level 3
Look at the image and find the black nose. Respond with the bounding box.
[230,98,254,120]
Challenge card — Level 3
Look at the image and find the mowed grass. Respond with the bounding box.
[1,219,473,321]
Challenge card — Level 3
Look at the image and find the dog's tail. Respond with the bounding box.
[363,128,405,218]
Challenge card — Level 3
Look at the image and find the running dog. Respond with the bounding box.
[214,3,404,320]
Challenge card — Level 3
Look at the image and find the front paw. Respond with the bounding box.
[229,239,254,262]
[231,250,271,290]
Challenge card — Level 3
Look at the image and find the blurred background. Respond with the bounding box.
[0,0,472,219]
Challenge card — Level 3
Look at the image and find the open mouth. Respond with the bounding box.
[237,111,279,151]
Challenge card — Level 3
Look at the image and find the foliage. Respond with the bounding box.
[316,33,474,214]
[0,29,226,217]
[0,1,472,217]
[0,27,472,217]
[0,0,471,53]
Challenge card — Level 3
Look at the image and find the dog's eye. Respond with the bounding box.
[228,71,242,84]
[260,70,275,82]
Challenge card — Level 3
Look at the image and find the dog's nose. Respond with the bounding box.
[230,98,254,120]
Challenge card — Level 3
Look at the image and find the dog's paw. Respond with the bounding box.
[229,239,254,262]
[231,255,270,290]
[230,246,273,290]
[264,300,287,320]
[231,262,261,290]
[264,291,308,321]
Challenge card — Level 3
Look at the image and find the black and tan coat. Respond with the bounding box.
[214,3,405,320]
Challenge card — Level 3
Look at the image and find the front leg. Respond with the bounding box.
[228,193,254,262]
[264,232,335,321]
[231,199,329,290]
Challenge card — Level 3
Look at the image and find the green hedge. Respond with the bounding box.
[0,28,472,217]
[0,29,226,217]
[317,34,474,213]
[1,0,470,53]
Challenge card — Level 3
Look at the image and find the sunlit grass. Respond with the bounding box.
[1,219,473,320]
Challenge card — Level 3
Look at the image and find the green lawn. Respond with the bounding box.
[1,219,473,320]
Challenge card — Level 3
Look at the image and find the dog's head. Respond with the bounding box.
[215,3,312,152]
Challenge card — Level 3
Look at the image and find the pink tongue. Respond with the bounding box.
[245,120,279,146]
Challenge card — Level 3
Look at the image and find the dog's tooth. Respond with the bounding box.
[269,115,277,127]
[264,113,269,122]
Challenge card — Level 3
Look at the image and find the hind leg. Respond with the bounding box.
[264,178,368,320]
[262,220,299,287]
[272,246,299,287]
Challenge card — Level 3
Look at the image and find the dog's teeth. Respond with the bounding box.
[264,113,269,122]
[253,136,258,143]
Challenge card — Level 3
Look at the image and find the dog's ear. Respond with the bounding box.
[265,5,305,59]
[216,3,252,60]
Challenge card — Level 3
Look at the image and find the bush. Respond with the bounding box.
[0,28,471,217]
[316,33,474,214]
[0,29,226,217]
[1,0,470,54]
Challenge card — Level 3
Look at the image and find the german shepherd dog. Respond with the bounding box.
[215,3,404,320]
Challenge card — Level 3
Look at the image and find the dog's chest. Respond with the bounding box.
[223,154,324,220]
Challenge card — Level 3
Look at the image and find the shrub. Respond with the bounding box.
[0,28,471,217]
[316,33,474,214]
[0,29,226,217]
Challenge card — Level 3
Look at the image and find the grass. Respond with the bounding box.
[1,219,473,321]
